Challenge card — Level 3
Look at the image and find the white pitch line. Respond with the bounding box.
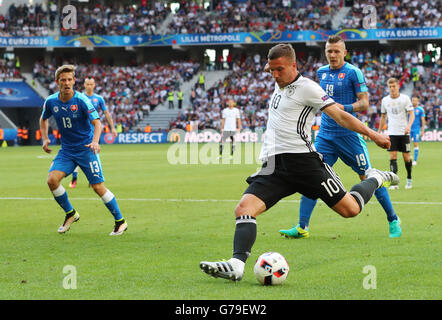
[0,197,441,206]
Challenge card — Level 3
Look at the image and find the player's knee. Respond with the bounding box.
[91,183,106,195]
[47,175,60,190]
[234,202,249,218]
[340,204,360,218]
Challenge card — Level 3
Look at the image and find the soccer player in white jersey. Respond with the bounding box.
[69,77,117,188]
[378,78,415,189]
[199,44,399,282]
[219,98,241,158]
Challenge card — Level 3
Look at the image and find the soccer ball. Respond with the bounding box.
[254,252,289,285]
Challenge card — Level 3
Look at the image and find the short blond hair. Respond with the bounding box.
[55,64,76,80]
[387,77,399,85]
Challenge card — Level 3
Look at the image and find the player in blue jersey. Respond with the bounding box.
[39,65,127,236]
[69,77,117,188]
[410,96,426,166]
[279,35,401,238]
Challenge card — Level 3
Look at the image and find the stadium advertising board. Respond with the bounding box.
[167,129,264,143]
[1,27,440,48]
[0,81,45,107]
[100,132,167,144]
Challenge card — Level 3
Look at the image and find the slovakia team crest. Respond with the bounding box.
[70,104,78,112]
[338,73,346,80]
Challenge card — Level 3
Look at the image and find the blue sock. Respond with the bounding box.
[52,185,73,213]
[72,171,78,179]
[374,187,397,222]
[299,196,318,229]
[414,148,419,162]
[102,190,123,221]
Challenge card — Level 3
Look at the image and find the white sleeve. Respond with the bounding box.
[381,98,386,114]
[304,81,335,112]
[236,109,240,118]
[404,95,413,112]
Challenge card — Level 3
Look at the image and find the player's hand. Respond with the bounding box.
[85,141,100,154]
[111,128,118,138]
[404,126,411,135]
[42,139,52,153]
[371,132,391,149]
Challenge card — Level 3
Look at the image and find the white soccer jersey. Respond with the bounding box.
[381,94,413,135]
[222,107,240,131]
[259,74,335,160]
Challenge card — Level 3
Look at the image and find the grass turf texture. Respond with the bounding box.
[0,142,440,300]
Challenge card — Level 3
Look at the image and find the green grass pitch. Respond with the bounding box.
[0,142,440,300]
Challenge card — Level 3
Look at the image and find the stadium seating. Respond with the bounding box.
[340,0,442,29]
[33,60,200,132]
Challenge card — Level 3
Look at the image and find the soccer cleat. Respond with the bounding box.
[199,258,244,281]
[69,179,77,188]
[389,185,399,190]
[412,161,417,166]
[365,168,400,189]
[58,211,80,234]
[389,217,402,238]
[405,179,413,189]
[279,224,310,239]
[109,220,128,236]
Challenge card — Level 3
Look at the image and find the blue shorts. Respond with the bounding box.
[315,134,372,176]
[49,147,105,184]
[410,131,421,142]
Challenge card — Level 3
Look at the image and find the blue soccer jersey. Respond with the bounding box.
[411,105,425,132]
[84,93,107,112]
[317,62,368,137]
[42,91,100,152]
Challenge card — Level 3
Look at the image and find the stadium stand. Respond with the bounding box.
[340,0,442,29]
[33,59,200,132]
[0,0,440,145]
[0,2,50,36]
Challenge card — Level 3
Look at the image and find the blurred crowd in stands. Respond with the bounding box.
[0,57,23,81]
[169,48,441,132]
[341,0,441,29]
[32,60,199,132]
[1,1,440,133]
[1,0,441,37]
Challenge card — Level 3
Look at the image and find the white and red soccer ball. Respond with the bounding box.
[254,252,289,285]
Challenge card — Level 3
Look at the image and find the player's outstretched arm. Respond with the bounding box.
[85,119,102,154]
[39,116,52,153]
[323,103,391,149]
[104,110,118,137]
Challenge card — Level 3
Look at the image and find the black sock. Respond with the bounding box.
[219,143,223,155]
[349,178,379,211]
[390,159,398,173]
[231,144,235,155]
[405,160,412,179]
[232,215,256,263]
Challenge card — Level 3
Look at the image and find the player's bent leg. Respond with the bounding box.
[333,169,399,218]
[91,183,127,236]
[47,170,67,191]
[200,194,265,282]
[331,193,361,218]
